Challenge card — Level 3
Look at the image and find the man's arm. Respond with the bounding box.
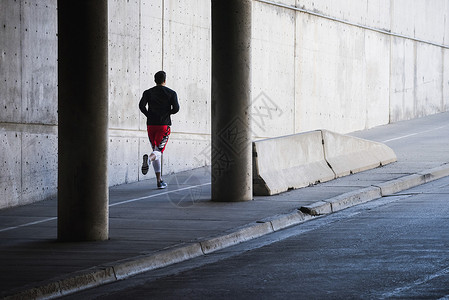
[139,91,149,117]
[170,92,180,115]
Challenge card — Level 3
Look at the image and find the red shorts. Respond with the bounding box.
[147,125,171,153]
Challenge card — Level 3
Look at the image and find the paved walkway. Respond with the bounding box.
[1,112,449,299]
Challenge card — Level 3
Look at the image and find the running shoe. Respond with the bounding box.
[157,181,167,189]
[141,154,149,175]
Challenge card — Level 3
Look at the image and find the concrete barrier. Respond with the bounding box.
[253,131,335,195]
[253,130,397,196]
[322,130,397,177]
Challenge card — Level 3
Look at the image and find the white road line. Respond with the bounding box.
[0,182,211,233]
[381,266,449,298]
[382,125,447,143]
[108,182,211,207]
[0,217,57,233]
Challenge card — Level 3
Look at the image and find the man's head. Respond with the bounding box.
[154,71,166,85]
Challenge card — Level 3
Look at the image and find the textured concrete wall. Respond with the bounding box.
[0,0,58,208]
[294,12,391,133]
[158,0,211,174]
[296,0,391,29]
[389,0,449,122]
[291,0,448,132]
[390,41,444,121]
[108,0,212,187]
[252,0,296,137]
[1,0,448,208]
[444,49,449,111]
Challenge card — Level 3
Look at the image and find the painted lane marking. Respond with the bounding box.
[0,217,57,233]
[381,125,448,143]
[0,182,211,233]
[381,266,449,298]
[108,182,211,207]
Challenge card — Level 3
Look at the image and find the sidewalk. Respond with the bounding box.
[1,112,449,299]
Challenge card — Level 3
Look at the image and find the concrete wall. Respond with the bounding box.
[0,0,58,207]
[263,0,449,133]
[108,0,212,188]
[1,0,448,208]
[389,0,449,122]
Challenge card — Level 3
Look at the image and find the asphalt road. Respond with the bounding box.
[65,175,449,299]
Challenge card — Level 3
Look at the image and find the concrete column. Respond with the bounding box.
[211,0,252,202]
[57,1,109,241]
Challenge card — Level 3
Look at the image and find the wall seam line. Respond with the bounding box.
[161,0,165,70]
[293,0,297,133]
[20,0,24,205]
[255,0,449,50]
[138,0,142,182]
[389,0,393,124]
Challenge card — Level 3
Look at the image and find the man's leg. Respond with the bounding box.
[154,126,170,188]
[142,125,156,176]
[151,151,166,189]
[149,150,161,162]
[150,148,161,174]
[145,125,170,188]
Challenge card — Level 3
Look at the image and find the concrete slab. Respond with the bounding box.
[391,0,447,45]
[444,48,449,111]
[163,0,211,136]
[389,37,416,122]
[0,130,22,209]
[253,131,334,195]
[300,201,332,216]
[252,1,296,138]
[295,13,367,133]
[200,222,274,254]
[21,132,58,205]
[376,174,426,196]
[296,0,390,30]
[108,137,139,186]
[419,163,449,182]
[328,186,382,212]
[253,129,396,195]
[415,43,444,117]
[112,243,204,280]
[0,0,21,123]
[21,0,58,125]
[322,130,397,177]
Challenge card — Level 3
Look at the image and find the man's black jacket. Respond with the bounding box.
[139,85,179,125]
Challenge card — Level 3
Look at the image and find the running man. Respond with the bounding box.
[139,71,180,189]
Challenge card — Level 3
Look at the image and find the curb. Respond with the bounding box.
[4,211,315,300]
[300,163,449,216]
[5,163,449,300]
[299,186,382,216]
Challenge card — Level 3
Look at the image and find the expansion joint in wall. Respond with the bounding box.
[255,0,449,50]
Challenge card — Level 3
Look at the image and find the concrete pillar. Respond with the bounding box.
[211,0,252,202]
[57,1,109,241]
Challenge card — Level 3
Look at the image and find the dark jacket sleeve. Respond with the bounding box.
[139,91,149,118]
[170,91,180,115]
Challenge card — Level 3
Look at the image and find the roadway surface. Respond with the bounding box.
[1,112,449,298]
[64,175,449,299]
